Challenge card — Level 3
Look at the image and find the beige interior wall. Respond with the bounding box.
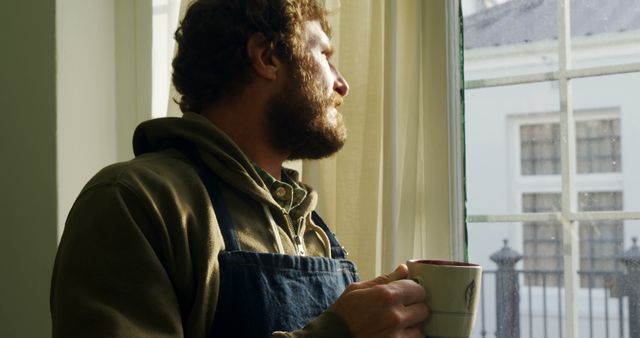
[57,0,118,240]
[0,1,151,336]
[115,0,153,161]
[0,1,58,336]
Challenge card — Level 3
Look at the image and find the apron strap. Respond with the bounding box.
[172,141,241,252]
[311,212,348,259]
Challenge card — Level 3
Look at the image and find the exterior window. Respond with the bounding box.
[519,118,624,287]
[576,119,621,174]
[578,191,624,287]
[521,124,561,175]
[522,191,624,288]
[522,192,562,286]
[520,118,621,176]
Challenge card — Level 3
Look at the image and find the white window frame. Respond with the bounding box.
[509,109,624,196]
[463,1,640,337]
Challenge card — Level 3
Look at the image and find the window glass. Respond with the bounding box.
[576,119,621,174]
[578,191,624,287]
[462,1,640,337]
[462,0,558,82]
[519,191,625,288]
[570,1,640,69]
[520,124,561,176]
[465,82,560,216]
[522,192,562,286]
[518,117,622,176]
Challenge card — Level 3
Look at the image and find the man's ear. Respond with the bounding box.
[246,33,281,81]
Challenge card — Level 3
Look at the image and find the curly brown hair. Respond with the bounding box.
[172,0,331,114]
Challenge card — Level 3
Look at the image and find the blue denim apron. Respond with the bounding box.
[178,144,359,337]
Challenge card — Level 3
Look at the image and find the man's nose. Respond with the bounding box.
[331,64,349,97]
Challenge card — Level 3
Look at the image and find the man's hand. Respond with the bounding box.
[329,265,429,338]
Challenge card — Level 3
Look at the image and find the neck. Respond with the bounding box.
[200,88,287,180]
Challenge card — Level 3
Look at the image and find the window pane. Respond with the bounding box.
[576,119,621,174]
[521,123,561,175]
[570,1,640,69]
[462,0,558,81]
[465,82,559,216]
[519,117,622,176]
[578,191,624,288]
[573,72,640,214]
[522,193,562,286]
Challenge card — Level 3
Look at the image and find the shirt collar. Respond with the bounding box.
[253,165,308,213]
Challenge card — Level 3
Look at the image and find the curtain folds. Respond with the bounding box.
[304,0,451,280]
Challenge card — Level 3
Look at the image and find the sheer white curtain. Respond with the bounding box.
[167,0,456,280]
[304,0,455,279]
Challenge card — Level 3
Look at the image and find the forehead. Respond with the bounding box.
[303,20,331,48]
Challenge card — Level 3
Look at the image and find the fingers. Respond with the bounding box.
[395,306,428,338]
[385,279,426,306]
[403,302,429,328]
[355,265,409,289]
[386,264,409,281]
[387,312,428,338]
[330,271,430,338]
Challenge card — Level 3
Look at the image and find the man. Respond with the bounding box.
[50,0,428,337]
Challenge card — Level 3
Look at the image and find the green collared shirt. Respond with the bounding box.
[254,165,308,213]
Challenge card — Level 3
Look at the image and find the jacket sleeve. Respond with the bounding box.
[272,310,353,338]
[50,183,184,338]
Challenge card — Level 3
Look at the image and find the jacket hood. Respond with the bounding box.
[132,112,282,208]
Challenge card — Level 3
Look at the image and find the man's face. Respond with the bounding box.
[266,20,350,160]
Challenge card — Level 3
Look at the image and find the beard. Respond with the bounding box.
[265,55,347,160]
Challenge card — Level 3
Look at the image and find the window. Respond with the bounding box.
[463,0,640,337]
[576,119,621,174]
[522,191,624,288]
[518,117,624,287]
[522,192,562,286]
[578,191,624,287]
[520,118,621,176]
[521,124,561,175]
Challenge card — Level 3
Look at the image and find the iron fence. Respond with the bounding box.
[475,238,640,338]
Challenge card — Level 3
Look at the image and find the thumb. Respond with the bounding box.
[358,264,409,289]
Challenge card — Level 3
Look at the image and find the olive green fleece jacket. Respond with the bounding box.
[50,112,354,338]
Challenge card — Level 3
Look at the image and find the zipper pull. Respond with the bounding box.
[296,217,306,256]
[281,209,306,256]
[294,235,306,256]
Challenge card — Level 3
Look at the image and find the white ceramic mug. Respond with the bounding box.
[407,259,482,338]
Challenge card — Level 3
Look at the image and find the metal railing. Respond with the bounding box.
[476,238,640,338]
